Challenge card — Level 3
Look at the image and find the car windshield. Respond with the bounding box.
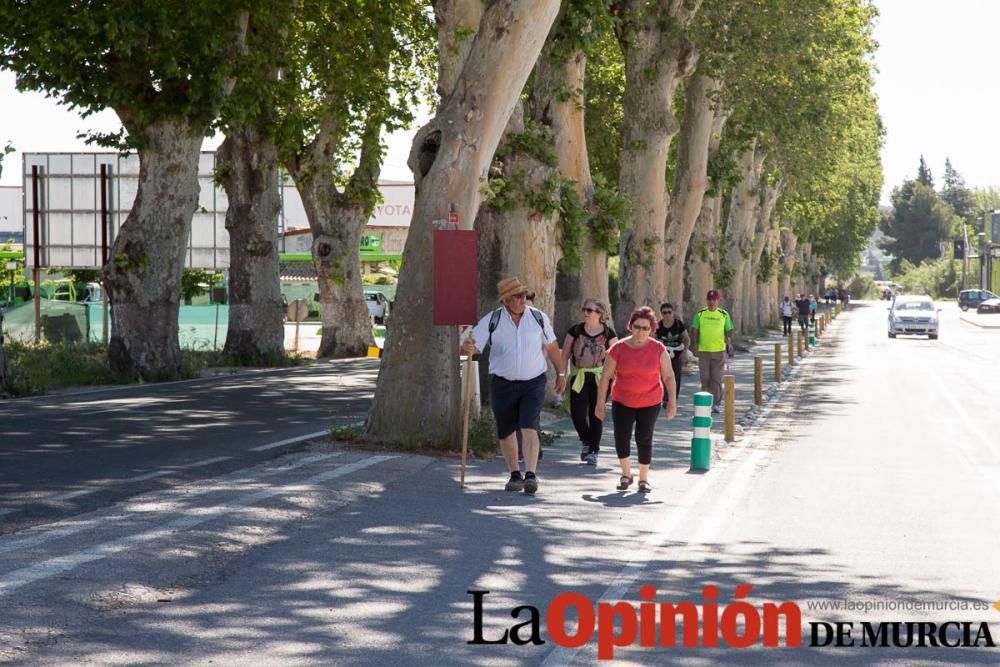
[895,301,933,311]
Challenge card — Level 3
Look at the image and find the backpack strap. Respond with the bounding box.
[528,306,545,332]
[486,307,503,350]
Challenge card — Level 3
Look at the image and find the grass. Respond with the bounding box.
[1,340,310,397]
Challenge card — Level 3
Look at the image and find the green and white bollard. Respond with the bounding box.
[808,320,816,346]
[691,392,713,471]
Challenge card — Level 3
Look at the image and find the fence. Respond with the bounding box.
[1,300,229,351]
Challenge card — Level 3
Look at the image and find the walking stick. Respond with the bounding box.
[460,333,476,489]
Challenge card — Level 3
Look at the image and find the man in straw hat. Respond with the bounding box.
[461,277,566,494]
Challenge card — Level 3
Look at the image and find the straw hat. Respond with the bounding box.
[497,277,531,302]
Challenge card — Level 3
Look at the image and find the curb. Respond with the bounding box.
[960,314,1000,329]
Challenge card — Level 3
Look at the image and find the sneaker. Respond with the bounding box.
[523,473,538,495]
[585,452,598,466]
[505,471,524,492]
[580,444,589,462]
[711,405,721,415]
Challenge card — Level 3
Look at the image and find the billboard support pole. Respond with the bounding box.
[32,166,42,344]
[100,164,110,344]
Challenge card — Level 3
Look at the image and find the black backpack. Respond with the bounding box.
[485,306,546,350]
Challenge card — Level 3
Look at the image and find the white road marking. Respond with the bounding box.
[251,429,329,451]
[48,489,97,502]
[183,456,232,468]
[0,453,342,556]
[0,455,394,596]
[122,470,172,483]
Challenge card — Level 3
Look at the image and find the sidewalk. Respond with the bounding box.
[959,311,1000,328]
[535,304,841,472]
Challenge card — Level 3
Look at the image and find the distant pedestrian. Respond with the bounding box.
[690,289,734,415]
[561,298,617,466]
[780,296,793,336]
[809,294,817,323]
[654,302,690,408]
[595,307,676,493]
[462,278,566,495]
[794,293,810,332]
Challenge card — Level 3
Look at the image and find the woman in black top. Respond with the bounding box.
[560,298,618,465]
[655,302,690,406]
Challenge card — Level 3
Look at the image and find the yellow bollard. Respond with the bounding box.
[788,332,795,365]
[724,374,736,442]
[797,330,804,357]
[754,356,763,405]
[774,343,782,382]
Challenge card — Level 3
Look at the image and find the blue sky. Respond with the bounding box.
[3,0,999,204]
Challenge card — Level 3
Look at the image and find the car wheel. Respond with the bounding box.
[928,334,938,340]
[888,332,896,339]
[960,304,968,311]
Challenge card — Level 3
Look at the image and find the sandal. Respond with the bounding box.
[617,475,633,491]
[638,480,651,493]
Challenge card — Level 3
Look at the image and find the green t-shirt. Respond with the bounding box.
[691,307,733,352]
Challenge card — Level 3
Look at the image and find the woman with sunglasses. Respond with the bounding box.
[560,299,618,465]
[595,307,677,493]
[655,302,690,408]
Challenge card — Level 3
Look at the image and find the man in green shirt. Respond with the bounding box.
[690,289,734,414]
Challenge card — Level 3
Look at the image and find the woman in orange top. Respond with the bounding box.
[596,306,677,492]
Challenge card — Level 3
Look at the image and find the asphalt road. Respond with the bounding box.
[0,359,378,532]
[1,302,999,665]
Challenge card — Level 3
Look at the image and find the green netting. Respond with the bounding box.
[2,301,229,350]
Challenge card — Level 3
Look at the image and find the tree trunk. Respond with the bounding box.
[720,145,764,333]
[287,169,373,358]
[744,181,781,331]
[102,119,203,379]
[779,228,797,299]
[0,311,8,395]
[217,127,285,362]
[613,0,700,330]
[664,73,719,310]
[682,107,727,321]
[367,0,561,448]
[539,46,604,335]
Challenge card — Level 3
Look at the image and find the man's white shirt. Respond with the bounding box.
[468,306,557,380]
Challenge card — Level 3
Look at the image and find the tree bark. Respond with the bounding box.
[367,0,561,448]
[744,180,781,330]
[102,119,203,379]
[613,0,700,330]
[664,73,719,311]
[779,228,798,299]
[217,127,285,362]
[720,144,764,333]
[682,107,727,321]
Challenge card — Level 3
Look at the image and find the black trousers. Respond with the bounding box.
[569,373,603,452]
[612,401,660,465]
[782,316,792,335]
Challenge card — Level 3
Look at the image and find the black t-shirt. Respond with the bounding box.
[655,319,686,348]
[794,299,811,317]
[566,323,616,368]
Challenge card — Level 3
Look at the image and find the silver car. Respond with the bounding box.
[888,296,939,339]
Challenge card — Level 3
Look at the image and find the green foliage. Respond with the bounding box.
[467,409,499,458]
[588,175,632,254]
[2,341,137,396]
[890,258,960,299]
[0,1,259,142]
[181,269,223,303]
[846,274,875,299]
[940,158,976,231]
[880,180,956,272]
[558,183,588,272]
[0,141,13,180]
[585,29,625,186]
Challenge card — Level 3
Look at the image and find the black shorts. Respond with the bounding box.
[490,373,546,439]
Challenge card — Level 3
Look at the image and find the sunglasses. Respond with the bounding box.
[631,324,652,331]
[661,310,673,315]
[581,307,600,314]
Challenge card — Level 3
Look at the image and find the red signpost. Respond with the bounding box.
[432,226,478,488]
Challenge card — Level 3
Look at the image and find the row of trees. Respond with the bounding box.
[881,156,998,274]
[1,1,883,447]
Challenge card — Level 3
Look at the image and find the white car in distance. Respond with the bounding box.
[888,295,939,340]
